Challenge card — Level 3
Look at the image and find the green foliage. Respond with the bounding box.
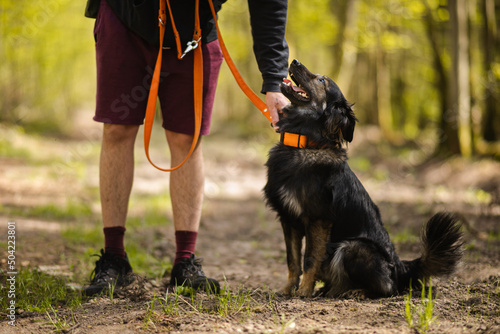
[287,0,337,51]
[1,0,497,150]
[0,0,95,133]
[465,188,492,205]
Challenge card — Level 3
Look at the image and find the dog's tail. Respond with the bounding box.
[400,212,464,292]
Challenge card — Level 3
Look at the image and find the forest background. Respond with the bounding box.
[1,1,500,332]
[0,0,499,159]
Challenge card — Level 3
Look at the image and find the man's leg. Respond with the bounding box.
[100,123,139,257]
[165,130,204,263]
[84,123,138,296]
[165,130,204,231]
[100,124,139,229]
[166,130,219,292]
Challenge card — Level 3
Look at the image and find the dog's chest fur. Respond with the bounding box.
[265,145,346,219]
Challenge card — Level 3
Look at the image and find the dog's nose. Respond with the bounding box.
[292,59,301,66]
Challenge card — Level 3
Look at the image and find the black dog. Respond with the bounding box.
[264,59,463,298]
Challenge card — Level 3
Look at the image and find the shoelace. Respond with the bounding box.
[89,251,121,283]
[180,256,205,279]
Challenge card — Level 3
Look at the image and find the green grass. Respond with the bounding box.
[128,193,172,228]
[143,295,158,329]
[45,306,76,333]
[61,223,103,248]
[404,287,414,327]
[127,210,170,228]
[4,200,93,221]
[0,137,32,159]
[391,228,419,244]
[158,290,182,316]
[404,279,437,333]
[126,247,172,279]
[277,313,297,334]
[0,267,83,314]
[150,281,265,322]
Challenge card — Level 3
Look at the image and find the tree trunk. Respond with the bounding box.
[330,0,358,94]
[423,2,460,156]
[376,49,394,139]
[481,0,499,142]
[449,0,472,157]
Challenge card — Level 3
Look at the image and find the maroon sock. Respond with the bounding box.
[174,230,198,266]
[103,226,126,259]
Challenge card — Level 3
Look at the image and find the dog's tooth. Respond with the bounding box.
[296,91,310,99]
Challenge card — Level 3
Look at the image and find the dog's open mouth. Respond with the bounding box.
[282,75,310,102]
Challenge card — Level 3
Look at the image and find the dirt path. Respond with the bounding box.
[1,123,500,333]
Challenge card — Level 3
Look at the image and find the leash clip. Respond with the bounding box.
[180,37,201,59]
[158,9,166,26]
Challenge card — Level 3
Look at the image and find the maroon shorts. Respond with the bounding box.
[93,0,223,135]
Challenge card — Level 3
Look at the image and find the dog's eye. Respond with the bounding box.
[318,78,325,84]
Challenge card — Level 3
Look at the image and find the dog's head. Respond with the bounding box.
[279,59,357,146]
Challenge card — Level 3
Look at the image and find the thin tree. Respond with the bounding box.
[481,0,499,143]
[423,0,460,156]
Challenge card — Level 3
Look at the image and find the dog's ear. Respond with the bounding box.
[340,105,357,143]
[324,102,357,143]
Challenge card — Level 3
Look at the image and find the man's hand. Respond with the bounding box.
[266,91,289,131]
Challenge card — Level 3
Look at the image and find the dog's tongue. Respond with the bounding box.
[283,78,306,93]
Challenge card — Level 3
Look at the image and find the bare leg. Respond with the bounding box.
[99,124,139,228]
[165,130,204,232]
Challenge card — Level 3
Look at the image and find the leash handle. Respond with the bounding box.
[144,0,202,172]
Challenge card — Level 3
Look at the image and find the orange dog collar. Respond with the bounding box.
[280,132,309,148]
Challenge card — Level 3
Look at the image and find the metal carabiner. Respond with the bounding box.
[180,37,201,59]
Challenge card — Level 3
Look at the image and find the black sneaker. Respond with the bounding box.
[84,249,134,296]
[170,254,220,293]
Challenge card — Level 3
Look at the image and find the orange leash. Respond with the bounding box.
[144,0,270,172]
[144,0,202,172]
[206,0,271,122]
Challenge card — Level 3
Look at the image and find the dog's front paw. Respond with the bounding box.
[279,284,296,297]
[296,286,314,298]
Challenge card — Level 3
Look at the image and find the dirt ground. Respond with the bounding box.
[1,122,500,333]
